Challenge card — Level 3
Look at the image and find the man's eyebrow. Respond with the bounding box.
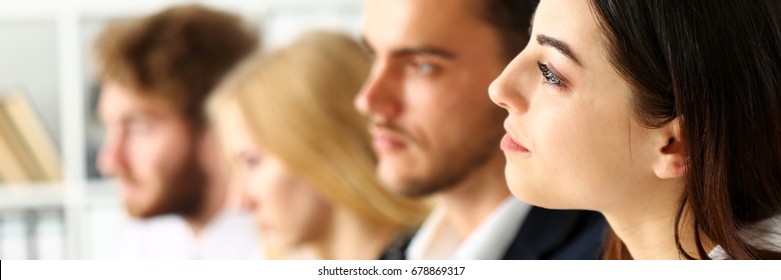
[537,34,584,67]
[360,36,455,59]
[392,47,456,59]
[120,110,157,125]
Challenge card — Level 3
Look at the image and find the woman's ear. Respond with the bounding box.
[652,117,687,179]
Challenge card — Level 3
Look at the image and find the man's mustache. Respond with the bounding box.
[113,169,138,186]
[369,120,416,144]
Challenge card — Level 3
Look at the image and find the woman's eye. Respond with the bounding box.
[239,154,262,170]
[537,62,563,86]
[244,158,257,168]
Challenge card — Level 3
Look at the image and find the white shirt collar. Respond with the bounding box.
[708,214,781,259]
[406,196,531,260]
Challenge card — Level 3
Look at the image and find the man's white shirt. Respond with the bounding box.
[406,196,532,260]
[113,210,262,259]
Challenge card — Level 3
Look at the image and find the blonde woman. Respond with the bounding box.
[209,31,429,259]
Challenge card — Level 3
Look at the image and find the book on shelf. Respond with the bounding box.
[0,124,32,182]
[0,89,62,184]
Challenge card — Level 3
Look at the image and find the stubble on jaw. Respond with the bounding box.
[123,141,208,219]
[380,131,503,198]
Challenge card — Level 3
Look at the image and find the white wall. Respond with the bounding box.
[0,20,60,149]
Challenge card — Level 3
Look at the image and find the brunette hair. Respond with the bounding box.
[590,0,781,259]
[94,4,258,130]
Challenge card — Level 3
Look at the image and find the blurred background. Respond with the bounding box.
[0,0,363,259]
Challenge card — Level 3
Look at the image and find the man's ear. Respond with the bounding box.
[652,117,686,179]
[196,127,221,175]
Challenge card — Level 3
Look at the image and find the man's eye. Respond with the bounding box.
[126,121,150,135]
[410,61,435,75]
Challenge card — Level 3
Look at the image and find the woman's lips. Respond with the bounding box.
[500,133,530,153]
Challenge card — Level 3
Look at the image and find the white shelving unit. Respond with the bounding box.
[0,184,64,211]
[0,0,363,259]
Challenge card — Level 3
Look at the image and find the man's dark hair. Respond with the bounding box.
[479,0,540,62]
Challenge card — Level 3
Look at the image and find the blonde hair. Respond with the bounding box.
[209,31,429,257]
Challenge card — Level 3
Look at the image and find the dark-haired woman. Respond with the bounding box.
[489,0,781,259]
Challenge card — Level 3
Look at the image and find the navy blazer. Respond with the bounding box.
[379,206,607,260]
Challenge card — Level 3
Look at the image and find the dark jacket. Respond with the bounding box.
[380,206,607,260]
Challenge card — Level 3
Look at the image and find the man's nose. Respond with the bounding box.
[354,62,402,120]
[96,135,127,176]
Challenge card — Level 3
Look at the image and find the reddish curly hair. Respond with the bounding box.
[94,4,259,130]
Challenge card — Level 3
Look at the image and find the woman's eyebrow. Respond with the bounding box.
[537,34,584,68]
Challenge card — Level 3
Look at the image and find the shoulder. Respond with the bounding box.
[378,229,417,260]
[504,207,607,260]
[710,214,781,259]
[740,214,781,251]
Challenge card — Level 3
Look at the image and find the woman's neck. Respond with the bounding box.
[313,209,401,260]
[603,180,714,259]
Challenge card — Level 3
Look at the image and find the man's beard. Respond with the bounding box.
[391,139,500,198]
[123,147,208,219]
[375,123,505,198]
